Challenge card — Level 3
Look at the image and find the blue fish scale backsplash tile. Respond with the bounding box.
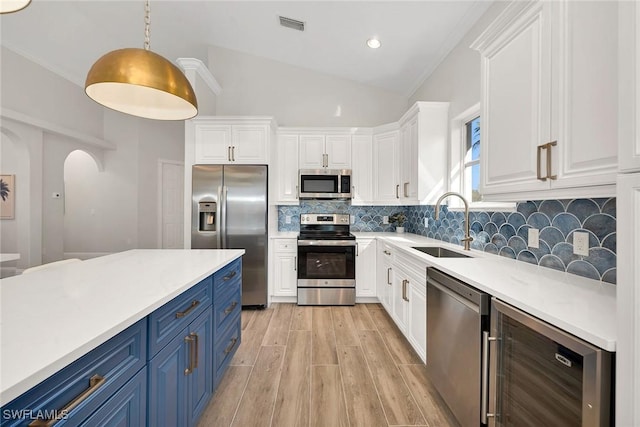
[278,198,616,284]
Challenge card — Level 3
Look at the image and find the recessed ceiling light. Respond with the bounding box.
[367,38,381,49]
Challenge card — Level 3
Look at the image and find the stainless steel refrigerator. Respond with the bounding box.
[191,165,268,308]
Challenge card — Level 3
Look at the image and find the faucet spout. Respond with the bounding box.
[434,192,473,251]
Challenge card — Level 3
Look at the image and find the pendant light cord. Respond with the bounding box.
[144,0,151,51]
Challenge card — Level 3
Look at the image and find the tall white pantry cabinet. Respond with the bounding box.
[617,1,640,425]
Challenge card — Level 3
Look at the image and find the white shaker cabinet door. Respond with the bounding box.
[475,1,552,196]
[272,240,298,297]
[299,135,325,169]
[275,134,299,204]
[194,124,232,164]
[373,131,401,203]
[619,0,640,173]
[407,279,427,363]
[351,134,373,204]
[231,125,269,164]
[325,135,351,169]
[355,238,376,298]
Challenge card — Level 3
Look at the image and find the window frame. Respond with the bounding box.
[448,103,515,212]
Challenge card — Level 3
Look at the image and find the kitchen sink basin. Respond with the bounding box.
[412,246,472,258]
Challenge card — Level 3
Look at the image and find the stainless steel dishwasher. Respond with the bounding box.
[426,267,490,427]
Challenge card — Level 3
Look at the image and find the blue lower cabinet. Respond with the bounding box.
[148,309,212,427]
[0,320,146,427]
[78,368,146,427]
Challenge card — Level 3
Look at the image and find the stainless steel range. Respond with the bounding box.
[297,213,356,306]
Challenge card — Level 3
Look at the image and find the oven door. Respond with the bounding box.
[297,240,355,287]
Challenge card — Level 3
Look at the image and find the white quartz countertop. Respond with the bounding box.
[354,232,616,352]
[0,249,244,405]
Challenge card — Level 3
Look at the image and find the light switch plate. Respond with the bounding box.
[383,216,389,224]
[285,215,292,224]
[350,215,355,224]
[424,218,429,227]
[573,231,590,256]
[528,228,539,249]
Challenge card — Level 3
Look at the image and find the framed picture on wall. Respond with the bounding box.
[1,174,15,220]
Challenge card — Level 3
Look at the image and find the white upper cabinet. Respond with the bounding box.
[192,118,273,164]
[619,0,640,173]
[274,134,299,205]
[299,134,351,169]
[472,0,618,200]
[373,129,401,203]
[351,134,374,205]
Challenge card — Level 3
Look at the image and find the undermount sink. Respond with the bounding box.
[412,246,472,258]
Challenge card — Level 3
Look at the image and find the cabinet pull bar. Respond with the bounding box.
[223,270,237,281]
[176,300,200,318]
[404,182,409,198]
[224,301,238,315]
[191,332,199,369]
[232,146,236,162]
[536,144,547,181]
[294,256,297,271]
[387,267,392,285]
[228,146,232,162]
[384,250,391,255]
[224,337,239,354]
[396,184,400,198]
[546,140,557,180]
[184,335,195,375]
[28,375,106,426]
[356,242,359,256]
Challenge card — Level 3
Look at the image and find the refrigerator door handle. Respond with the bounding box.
[216,186,223,249]
[221,186,228,248]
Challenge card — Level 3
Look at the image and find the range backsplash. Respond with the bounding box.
[278,198,617,284]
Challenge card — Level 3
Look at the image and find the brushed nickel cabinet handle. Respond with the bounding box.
[223,270,237,281]
[184,334,195,375]
[546,140,557,180]
[387,267,392,285]
[404,279,410,301]
[384,250,391,256]
[228,146,232,162]
[536,144,547,181]
[404,182,409,198]
[28,375,106,426]
[224,337,239,354]
[232,146,236,162]
[176,300,200,318]
[396,185,400,199]
[224,301,238,315]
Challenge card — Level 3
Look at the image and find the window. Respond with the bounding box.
[449,104,514,211]
[464,116,481,202]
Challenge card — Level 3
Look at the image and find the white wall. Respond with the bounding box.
[1,47,185,267]
[208,45,408,127]
[409,1,509,120]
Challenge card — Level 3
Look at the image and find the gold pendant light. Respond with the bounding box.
[0,0,31,14]
[85,0,197,120]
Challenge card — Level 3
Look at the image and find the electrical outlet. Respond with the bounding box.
[285,215,292,224]
[573,232,590,256]
[424,218,429,227]
[528,228,539,249]
[383,216,389,224]
[350,215,355,224]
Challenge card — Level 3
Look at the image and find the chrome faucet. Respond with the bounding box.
[435,192,473,250]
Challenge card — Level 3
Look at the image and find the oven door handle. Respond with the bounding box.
[297,240,357,247]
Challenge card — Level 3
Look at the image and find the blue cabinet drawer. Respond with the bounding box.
[148,277,212,357]
[1,320,146,427]
[78,367,146,427]
[213,259,241,297]
[213,317,241,386]
[213,286,241,335]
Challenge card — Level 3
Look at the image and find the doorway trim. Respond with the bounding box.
[157,159,185,248]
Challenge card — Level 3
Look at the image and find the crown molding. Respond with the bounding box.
[176,57,222,95]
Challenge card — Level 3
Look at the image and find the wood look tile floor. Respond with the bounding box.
[198,303,460,427]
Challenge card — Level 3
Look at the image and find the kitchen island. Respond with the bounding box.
[0,249,244,412]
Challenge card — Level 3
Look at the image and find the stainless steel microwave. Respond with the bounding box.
[299,169,352,199]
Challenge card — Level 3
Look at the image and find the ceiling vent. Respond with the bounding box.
[279,16,305,32]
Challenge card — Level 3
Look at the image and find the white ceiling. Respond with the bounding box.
[0,1,492,96]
